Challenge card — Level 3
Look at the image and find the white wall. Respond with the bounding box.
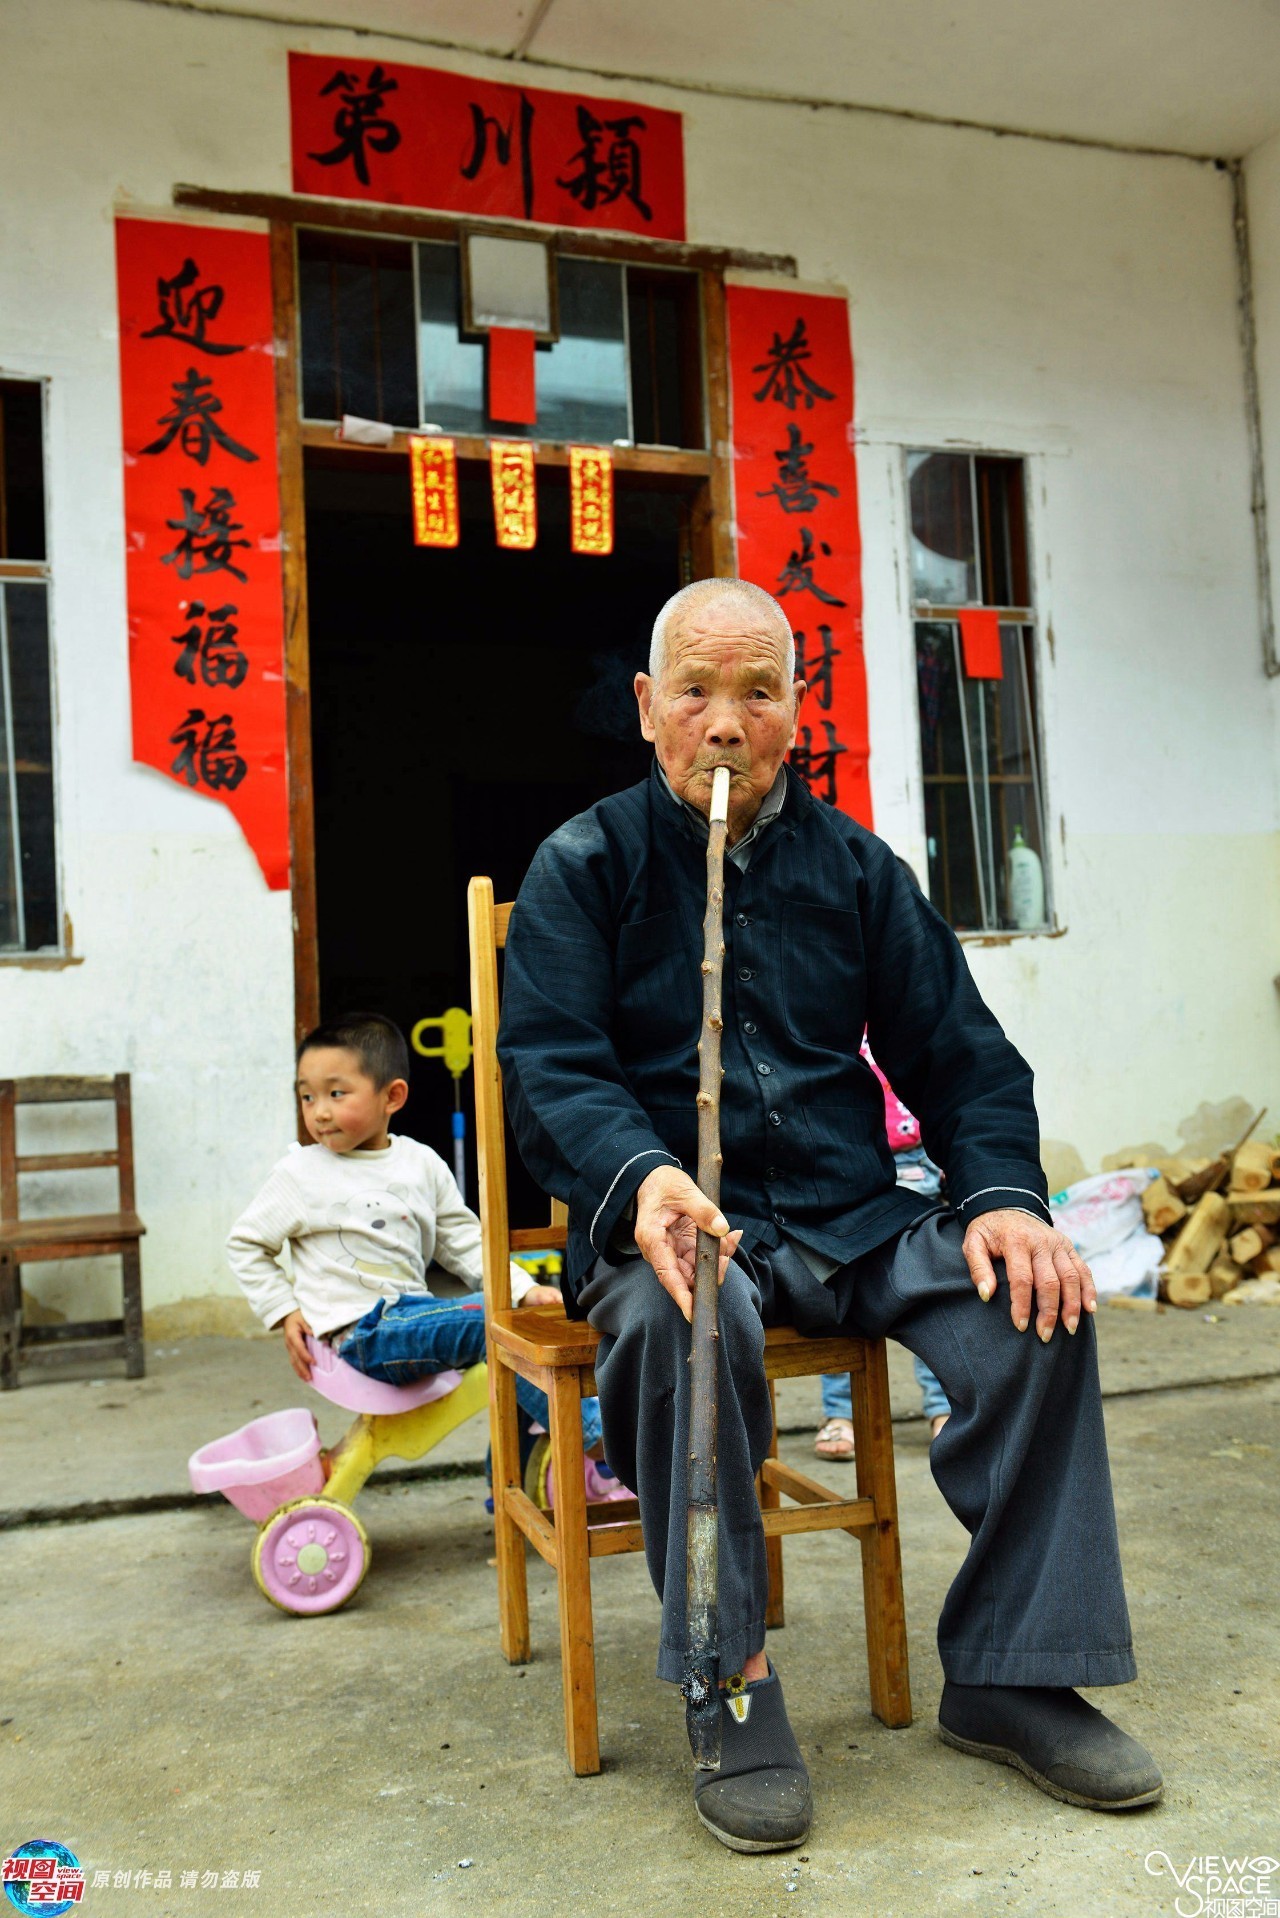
[1,0,1276,1319]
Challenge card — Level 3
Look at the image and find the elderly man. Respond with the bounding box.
[498,577,1161,1853]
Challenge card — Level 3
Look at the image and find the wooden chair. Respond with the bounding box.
[0,1074,146,1388]
[467,876,911,1775]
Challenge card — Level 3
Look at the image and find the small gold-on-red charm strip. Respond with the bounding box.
[489,440,538,550]
[409,435,460,547]
[568,445,614,556]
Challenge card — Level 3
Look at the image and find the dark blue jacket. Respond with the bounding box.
[498,763,1050,1312]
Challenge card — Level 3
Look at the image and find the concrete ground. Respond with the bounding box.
[2,1304,1277,1916]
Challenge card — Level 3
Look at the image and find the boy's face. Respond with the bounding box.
[296,1047,408,1154]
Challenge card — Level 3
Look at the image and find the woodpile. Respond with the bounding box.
[1136,1122,1280,1306]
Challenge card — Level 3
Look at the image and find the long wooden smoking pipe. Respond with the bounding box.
[683,763,731,1770]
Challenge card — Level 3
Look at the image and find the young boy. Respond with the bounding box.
[226,1012,618,1487]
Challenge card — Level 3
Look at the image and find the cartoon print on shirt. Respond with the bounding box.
[328,1187,418,1294]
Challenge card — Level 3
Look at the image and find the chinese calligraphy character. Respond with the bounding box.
[308,66,400,187]
[242,1871,262,1889]
[162,488,250,583]
[460,94,535,222]
[200,1870,220,1889]
[141,259,245,356]
[156,1871,173,1889]
[557,106,652,220]
[756,423,840,514]
[141,368,258,466]
[752,318,835,410]
[775,527,847,606]
[794,623,840,709]
[790,720,846,804]
[220,1871,242,1888]
[171,601,247,688]
[91,1873,110,1890]
[113,1871,131,1888]
[181,1871,200,1888]
[169,710,248,793]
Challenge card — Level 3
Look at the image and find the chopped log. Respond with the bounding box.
[1228,1223,1275,1265]
[1230,1140,1275,1193]
[1227,1188,1280,1224]
[1174,1157,1229,1203]
[1152,1156,1195,1186]
[1142,1175,1187,1236]
[1163,1191,1229,1275]
[1250,1246,1280,1276]
[1209,1256,1245,1299]
[1158,1270,1212,1308]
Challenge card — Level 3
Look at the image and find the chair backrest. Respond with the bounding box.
[0,1074,135,1225]
[467,877,568,1317]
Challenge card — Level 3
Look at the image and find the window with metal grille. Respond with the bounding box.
[0,378,58,953]
[297,229,706,449]
[910,451,1050,933]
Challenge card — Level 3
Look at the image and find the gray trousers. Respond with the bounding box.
[578,1209,1137,1689]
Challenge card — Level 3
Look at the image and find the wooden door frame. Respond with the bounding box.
[179,187,793,1039]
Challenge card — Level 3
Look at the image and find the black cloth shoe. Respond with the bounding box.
[692,1664,812,1853]
[938,1681,1163,1810]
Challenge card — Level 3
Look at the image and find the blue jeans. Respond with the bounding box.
[334,1295,604,1450]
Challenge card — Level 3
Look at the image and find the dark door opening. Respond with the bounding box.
[305,454,689,1220]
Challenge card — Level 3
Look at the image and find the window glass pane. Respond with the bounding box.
[627,268,703,449]
[0,381,46,563]
[975,457,1029,606]
[4,584,57,949]
[536,257,628,445]
[418,241,487,434]
[909,451,976,605]
[915,621,966,779]
[298,232,418,427]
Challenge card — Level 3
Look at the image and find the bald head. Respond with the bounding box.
[649,578,795,684]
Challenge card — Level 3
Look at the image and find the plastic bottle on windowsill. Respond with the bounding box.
[1007,826,1045,930]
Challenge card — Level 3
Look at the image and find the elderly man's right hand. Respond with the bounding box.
[634,1165,742,1324]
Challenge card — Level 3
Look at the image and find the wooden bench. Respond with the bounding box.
[0,1074,146,1387]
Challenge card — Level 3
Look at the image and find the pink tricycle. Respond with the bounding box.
[188,1336,488,1615]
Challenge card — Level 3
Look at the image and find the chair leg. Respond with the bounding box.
[547,1368,600,1776]
[759,1379,785,1629]
[0,1252,21,1391]
[851,1339,912,1728]
[489,1357,531,1665]
[121,1240,145,1379]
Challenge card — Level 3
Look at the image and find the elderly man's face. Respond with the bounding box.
[634,597,805,841]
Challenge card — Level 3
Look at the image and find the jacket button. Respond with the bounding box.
[756,1062,773,1076]
[773,1210,787,1225]
[743,1020,757,1035]
[735,911,750,927]
[768,1110,783,1126]
[737,966,754,981]
[764,1166,779,1181]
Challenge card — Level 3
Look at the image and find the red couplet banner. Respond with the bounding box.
[288,52,685,241]
[726,285,872,828]
[115,218,290,889]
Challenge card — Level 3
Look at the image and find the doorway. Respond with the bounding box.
[305,452,690,1218]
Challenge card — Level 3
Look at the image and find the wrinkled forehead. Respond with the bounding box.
[663,598,792,674]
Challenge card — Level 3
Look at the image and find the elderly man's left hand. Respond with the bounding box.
[962,1208,1096,1340]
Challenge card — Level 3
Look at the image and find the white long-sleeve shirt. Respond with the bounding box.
[226,1135,536,1338]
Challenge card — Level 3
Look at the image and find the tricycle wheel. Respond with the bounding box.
[252,1498,370,1615]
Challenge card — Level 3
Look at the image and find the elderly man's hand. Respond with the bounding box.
[634,1166,742,1324]
[962,1208,1096,1339]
